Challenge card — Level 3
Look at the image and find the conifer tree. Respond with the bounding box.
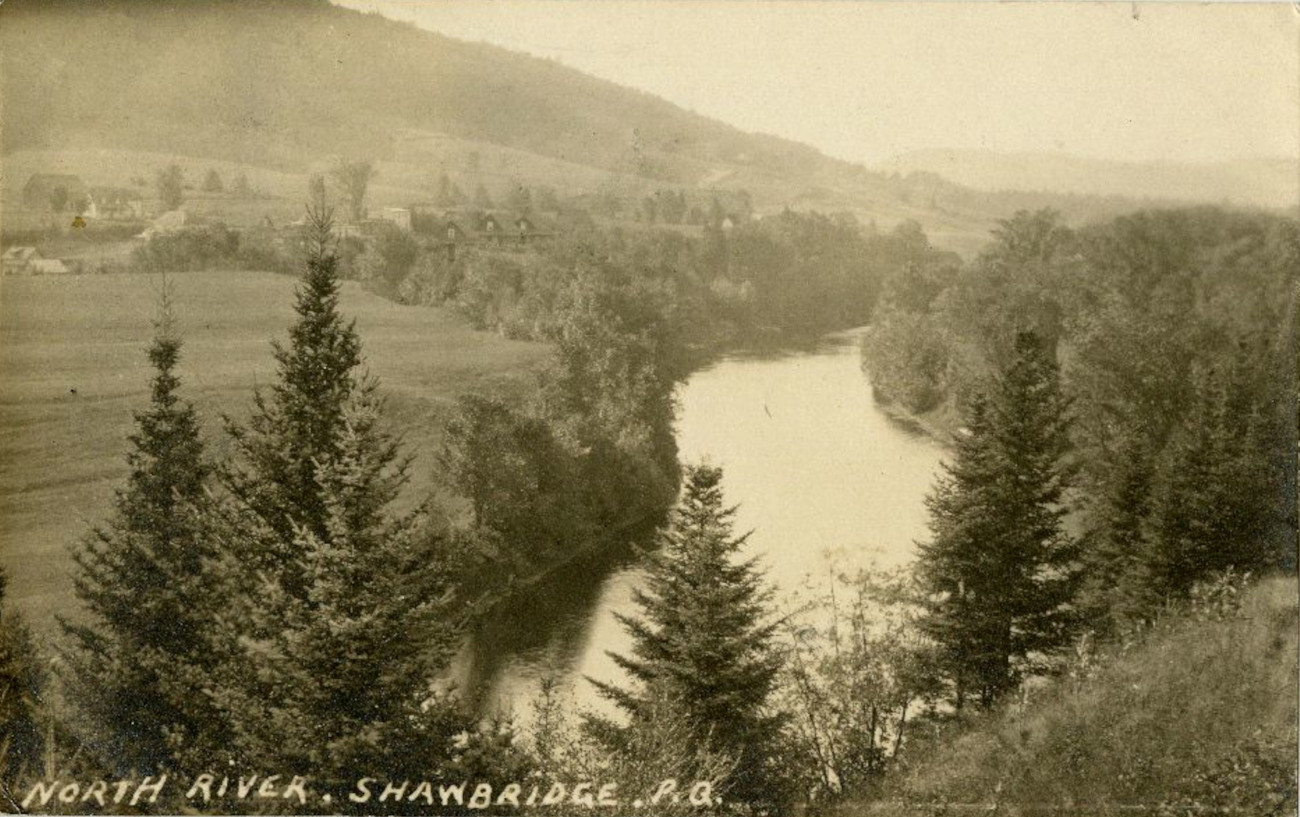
[590,464,786,810]
[216,207,468,790]
[1078,434,1158,632]
[223,208,364,600]
[1144,358,1281,598]
[916,331,1080,710]
[62,285,228,773]
[0,567,48,784]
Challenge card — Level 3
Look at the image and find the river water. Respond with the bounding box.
[460,328,946,722]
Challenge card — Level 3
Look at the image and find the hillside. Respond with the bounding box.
[883,149,1300,211]
[859,576,1299,815]
[0,0,1219,257]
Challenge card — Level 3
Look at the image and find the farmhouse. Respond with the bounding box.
[30,258,72,275]
[86,187,145,220]
[1,248,72,275]
[2,247,40,274]
[136,209,188,240]
[22,174,88,212]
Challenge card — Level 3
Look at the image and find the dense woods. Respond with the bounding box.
[0,202,1294,815]
[865,206,1297,634]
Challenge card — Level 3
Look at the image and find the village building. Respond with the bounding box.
[86,187,145,220]
[2,247,72,275]
[22,174,88,212]
[2,247,41,275]
[135,209,188,241]
[30,258,72,275]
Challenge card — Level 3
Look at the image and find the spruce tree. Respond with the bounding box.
[1078,434,1158,632]
[916,331,1079,709]
[223,208,363,601]
[0,567,47,784]
[590,464,786,810]
[62,285,228,773]
[216,207,467,790]
[1144,359,1280,598]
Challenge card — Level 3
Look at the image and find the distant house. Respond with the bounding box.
[136,209,189,240]
[86,186,145,220]
[513,214,557,245]
[2,247,40,275]
[437,216,472,262]
[376,207,412,231]
[30,258,72,275]
[22,174,88,212]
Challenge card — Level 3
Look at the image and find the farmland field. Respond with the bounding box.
[0,269,550,630]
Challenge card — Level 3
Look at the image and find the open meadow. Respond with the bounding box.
[0,269,550,631]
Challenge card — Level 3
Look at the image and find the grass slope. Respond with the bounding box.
[859,576,1299,815]
[0,269,549,631]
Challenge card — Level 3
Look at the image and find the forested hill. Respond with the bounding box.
[0,0,1202,255]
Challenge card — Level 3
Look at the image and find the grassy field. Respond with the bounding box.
[0,269,550,632]
[858,576,1299,815]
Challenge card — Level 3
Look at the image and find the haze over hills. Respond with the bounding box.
[1,0,1287,255]
[882,149,1300,211]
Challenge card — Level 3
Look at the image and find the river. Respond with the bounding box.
[458,328,946,723]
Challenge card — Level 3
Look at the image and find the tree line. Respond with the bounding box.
[1,203,1293,815]
[0,205,785,813]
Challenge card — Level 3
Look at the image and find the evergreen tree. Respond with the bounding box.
[1144,357,1281,598]
[223,209,363,600]
[62,285,228,773]
[157,163,185,211]
[0,567,48,785]
[1078,433,1158,632]
[201,169,223,193]
[916,331,1080,710]
[216,207,467,790]
[590,464,786,810]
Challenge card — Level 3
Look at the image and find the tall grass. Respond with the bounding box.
[859,575,1298,816]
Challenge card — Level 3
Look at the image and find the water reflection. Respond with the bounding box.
[462,328,945,722]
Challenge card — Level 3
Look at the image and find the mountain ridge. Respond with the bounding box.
[2,0,1286,256]
[882,148,1299,210]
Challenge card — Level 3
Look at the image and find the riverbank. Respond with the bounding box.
[869,386,958,444]
[467,329,949,719]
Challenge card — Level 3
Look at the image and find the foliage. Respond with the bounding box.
[916,332,1080,709]
[777,568,944,805]
[865,206,1298,633]
[156,163,185,211]
[131,224,242,272]
[0,568,49,787]
[60,286,230,776]
[528,681,737,817]
[214,208,466,788]
[868,577,1298,816]
[589,465,787,812]
[332,159,376,222]
[355,222,419,293]
[439,394,592,569]
[861,310,952,414]
[201,168,223,193]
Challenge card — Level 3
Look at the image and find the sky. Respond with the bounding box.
[334,1,1299,168]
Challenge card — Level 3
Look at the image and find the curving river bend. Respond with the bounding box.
[457,328,946,721]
